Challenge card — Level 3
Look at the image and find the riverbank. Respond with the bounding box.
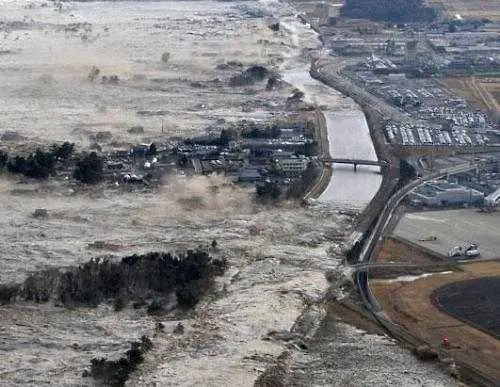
[304,109,332,200]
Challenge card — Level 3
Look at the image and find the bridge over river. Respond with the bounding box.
[321,157,387,171]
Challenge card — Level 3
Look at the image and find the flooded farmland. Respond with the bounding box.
[0,1,455,385]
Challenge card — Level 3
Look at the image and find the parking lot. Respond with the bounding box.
[349,69,493,148]
[393,209,500,259]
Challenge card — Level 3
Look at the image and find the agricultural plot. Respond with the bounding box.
[427,0,500,21]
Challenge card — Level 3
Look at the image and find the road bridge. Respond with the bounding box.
[321,157,387,171]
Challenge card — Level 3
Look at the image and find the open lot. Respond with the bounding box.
[371,260,500,384]
[393,209,500,259]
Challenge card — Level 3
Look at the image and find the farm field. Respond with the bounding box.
[427,0,500,21]
[433,277,500,339]
[441,77,500,120]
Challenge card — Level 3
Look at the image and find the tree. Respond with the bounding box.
[219,128,237,146]
[88,66,100,82]
[73,152,104,184]
[256,181,282,202]
[211,239,218,250]
[341,0,437,23]
[7,155,26,175]
[161,52,170,64]
[0,150,8,169]
[147,143,157,156]
[51,142,75,160]
[7,149,56,179]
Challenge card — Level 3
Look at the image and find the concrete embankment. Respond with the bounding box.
[304,109,332,200]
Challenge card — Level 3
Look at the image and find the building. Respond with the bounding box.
[409,180,484,207]
[274,156,309,174]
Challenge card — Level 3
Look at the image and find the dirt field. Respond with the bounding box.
[374,237,445,265]
[371,260,500,384]
[427,0,500,21]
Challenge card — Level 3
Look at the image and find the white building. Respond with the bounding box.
[275,157,309,174]
[410,180,484,206]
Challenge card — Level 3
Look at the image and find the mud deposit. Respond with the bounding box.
[1,1,455,385]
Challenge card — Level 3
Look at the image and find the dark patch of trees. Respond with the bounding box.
[15,249,228,309]
[87,335,153,387]
[398,158,417,188]
[2,142,74,179]
[286,90,305,105]
[301,140,318,157]
[51,141,75,161]
[230,65,269,86]
[266,76,279,90]
[268,22,280,32]
[182,128,237,147]
[241,124,281,139]
[0,284,19,305]
[0,150,8,169]
[256,180,282,202]
[341,0,438,23]
[218,128,237,146]
[73,152,104,184]
[286,161,321,199]
[7,149,56,179]
[147,143,157,156]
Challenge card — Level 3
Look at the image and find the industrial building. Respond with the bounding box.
[409,180,484,207]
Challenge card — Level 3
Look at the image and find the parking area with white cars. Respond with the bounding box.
[384,122,489,147]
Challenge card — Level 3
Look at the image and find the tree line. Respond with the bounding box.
[0,142,104,184]
[341,0,438,23]
[1,249,228,309]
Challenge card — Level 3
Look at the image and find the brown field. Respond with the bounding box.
[441,77,500,119]
[427,0,500,21]
[374,237,445,265]
[371,260,500,384]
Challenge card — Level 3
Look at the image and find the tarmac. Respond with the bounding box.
[393,209,500,259]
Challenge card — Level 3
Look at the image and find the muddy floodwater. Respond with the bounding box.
[0,1,454,385]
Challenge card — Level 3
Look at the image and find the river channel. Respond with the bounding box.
[283,64,382,208]
[282,21,382,209]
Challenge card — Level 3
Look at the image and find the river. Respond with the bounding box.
[282,64,382,209]
[279,13,382,209]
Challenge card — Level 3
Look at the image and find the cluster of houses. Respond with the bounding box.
[101,119,317,187]
[176,121,315,184]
